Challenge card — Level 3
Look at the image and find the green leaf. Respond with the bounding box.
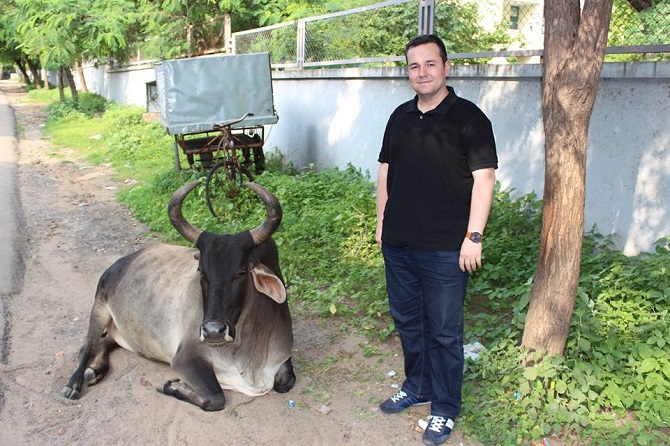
[519,380,530,396]
[662,362,670,379]
[579,414,589,427]
[555,380,568,395]
[637,344,653,359]
[523,366,538,381]
[638,357,659,374]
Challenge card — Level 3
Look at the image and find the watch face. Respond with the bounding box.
[469,232,482,243]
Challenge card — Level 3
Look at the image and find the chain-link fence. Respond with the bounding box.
[234,22,299,69]
[233,0,670,68]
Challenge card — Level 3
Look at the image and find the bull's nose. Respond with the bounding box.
[200,321,234,344]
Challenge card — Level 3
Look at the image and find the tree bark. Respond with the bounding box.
[27,59,42,89]
[521,0,613,356]
[75,60,89,93]
[63,66,79,104]
[224,13,232,53]
[57,67,66,102]
[42,68,50,90]
[14,58,30,84]
[627,0,652,12]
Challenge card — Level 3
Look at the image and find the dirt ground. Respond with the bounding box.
[0,81,482,446]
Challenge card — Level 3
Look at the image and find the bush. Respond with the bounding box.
[77,92,108,116]
[42,101,670,445]
[41,92,108,122]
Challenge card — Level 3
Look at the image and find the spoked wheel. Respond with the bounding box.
[205,160,255,217]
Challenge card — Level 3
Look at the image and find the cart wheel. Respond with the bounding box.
[205,161,255,217]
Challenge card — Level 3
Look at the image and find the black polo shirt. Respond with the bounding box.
[378,86,498,251]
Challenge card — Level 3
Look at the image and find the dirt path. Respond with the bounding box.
[0,81,480,446]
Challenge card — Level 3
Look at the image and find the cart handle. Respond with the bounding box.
[213,113,254,130]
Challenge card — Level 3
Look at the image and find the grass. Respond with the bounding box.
[28,89,670,446]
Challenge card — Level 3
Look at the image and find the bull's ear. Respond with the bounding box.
[251,263,286,304]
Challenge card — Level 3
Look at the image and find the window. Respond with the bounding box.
[510,5,520,30]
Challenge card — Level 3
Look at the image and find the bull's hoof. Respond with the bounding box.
[84,367,101,386]
[157,378,181,395]
[157,379,226,411]
[202,394,226,412]
[59,386,81,400]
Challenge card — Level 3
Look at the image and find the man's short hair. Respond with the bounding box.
[405,35,449,64]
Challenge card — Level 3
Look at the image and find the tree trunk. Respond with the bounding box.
[75,60,89,93]
[63,66,79,105]
[42,68,50,90]
[521,0,613,356]
[224,13,232,53]
[14,58,30,84]
[627,0,652,12]
[57,67,66,102]
[27,59,42,89]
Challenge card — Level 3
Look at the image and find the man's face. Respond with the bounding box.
[407,42,450,98]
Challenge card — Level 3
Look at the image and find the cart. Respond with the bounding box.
[154,52,279,172]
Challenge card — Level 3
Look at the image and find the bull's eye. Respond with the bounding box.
[234,270,248,279]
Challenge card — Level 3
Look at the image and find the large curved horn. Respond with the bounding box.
[246,182,282,246]
[168,181,202,244]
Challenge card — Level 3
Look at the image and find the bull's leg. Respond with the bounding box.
[60,302,113,400]
[83,336,119,386]
[159,352,226,411]
[273,357,296,393]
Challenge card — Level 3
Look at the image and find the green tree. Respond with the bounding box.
[0,0,43,87]
[16,0,86,101]
[434,0,513,57]
[83,0,144,64]
[268,0,512,66]
[16,0,142,100]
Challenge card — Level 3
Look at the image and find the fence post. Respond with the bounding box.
[297,19,306,70]
[419,0,435,35]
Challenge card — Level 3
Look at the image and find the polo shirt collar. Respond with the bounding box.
[404,86,458,114]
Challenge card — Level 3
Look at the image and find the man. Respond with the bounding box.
[375,34,497,445]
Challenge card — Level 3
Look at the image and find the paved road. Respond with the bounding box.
[0,80,25,365]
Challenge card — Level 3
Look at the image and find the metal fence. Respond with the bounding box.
[232,0,670,69]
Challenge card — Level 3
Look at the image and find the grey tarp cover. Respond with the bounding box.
[155,52,278,135]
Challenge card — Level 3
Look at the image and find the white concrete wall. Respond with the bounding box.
[81,63,156,109]
[81,61,670,254]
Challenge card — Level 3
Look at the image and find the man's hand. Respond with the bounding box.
[375,221,383,248]
[459,238,483,273]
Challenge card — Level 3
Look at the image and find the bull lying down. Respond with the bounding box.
[60,181,296,411]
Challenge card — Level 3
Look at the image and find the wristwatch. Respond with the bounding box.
[466,231,483,244]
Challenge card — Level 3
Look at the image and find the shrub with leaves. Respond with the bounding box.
[42,92,109,121]
[461,219,669,444]
[41,101,670,445]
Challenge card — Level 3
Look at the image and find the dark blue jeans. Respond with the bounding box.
[382,243,468,419]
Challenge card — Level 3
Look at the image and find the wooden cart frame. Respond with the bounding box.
[155,52,278,173]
